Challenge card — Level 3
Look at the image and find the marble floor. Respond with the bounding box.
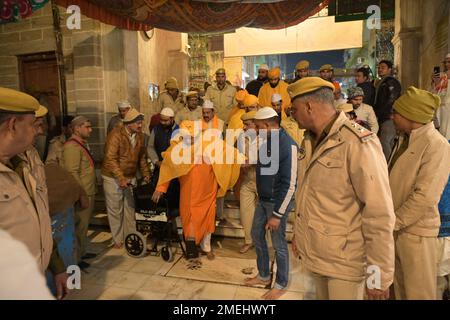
[66,229,315,300]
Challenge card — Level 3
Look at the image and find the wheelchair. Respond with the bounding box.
[124,182,185,262]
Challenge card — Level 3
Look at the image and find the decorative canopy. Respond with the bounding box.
[53,0,329,32]
[1,0,50,24]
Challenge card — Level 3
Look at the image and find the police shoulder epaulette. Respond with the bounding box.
[343,121,374,142]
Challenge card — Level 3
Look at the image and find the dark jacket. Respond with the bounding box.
[245,79,265,96]
[45,163,87,215]
[357,81,376,106]
[153,123,179,161]
[374,76,402,123]
[256,128,298,218]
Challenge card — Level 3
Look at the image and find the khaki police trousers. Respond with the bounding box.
[239,169,257,245]
[75,194,95,262]
[312,273,365,300]
[394,231,437,300]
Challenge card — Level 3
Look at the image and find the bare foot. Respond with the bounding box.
[244,275,271,287]
[262,288,286,300]
[239,244,253,254]
[114,242,123,249]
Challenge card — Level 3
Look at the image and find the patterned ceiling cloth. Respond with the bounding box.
[54,0,329,32]
[0,0,50,24]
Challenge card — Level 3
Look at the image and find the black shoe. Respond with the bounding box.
[78,261,90,270]
[185,240,199,260]
[82,253,97,260]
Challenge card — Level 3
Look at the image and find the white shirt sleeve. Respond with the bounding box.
[0,229,55,300]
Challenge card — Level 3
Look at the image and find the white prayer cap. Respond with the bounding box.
[202,100,214,109]
[446,53,450,59]
[117,100,131,109]
[160,107,175,117]
[255,107,278,120]
[271,93,282,104]
[259,64,269,71]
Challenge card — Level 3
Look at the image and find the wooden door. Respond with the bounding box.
[18,52,61,137]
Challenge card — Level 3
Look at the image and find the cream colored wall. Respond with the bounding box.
[418,0,449,89]
[135,28,189,134]
[394,0,449,90]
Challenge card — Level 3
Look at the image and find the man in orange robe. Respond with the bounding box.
[152,120,243,260]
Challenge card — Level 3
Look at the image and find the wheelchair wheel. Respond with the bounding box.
[161,246,174,262]
[125,232,147,258]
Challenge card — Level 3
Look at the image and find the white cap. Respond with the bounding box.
[117,100,131,109]
[160,107,175,117]
[202,100,214,109]
[446,53,450,59]
[271,93,282,104]
[255,107,278,120]
[259,64,269,71]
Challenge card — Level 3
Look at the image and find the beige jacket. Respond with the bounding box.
[158,91,184,113]
[62,135,96,196]
[45,134,66,165]
[389,122,450,237]
[294,112,395,290]
[205,82,237,122]
[175,106,202,124]
[0,148,53,273]
[354,103,379,134]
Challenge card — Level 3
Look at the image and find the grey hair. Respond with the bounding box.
[0,113,26,128]
[293,87,335,106]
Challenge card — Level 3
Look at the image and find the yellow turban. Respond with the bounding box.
[235,89,248,103]
[0,87,39,114]
[287,77,335,99]
[296,60,310,70]
[393,86,440,124]
[320,64,333,72]
[215,68,226,75]
[268,67,281,79]
[243,94,259,107]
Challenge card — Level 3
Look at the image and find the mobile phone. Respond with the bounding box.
[434,66,440,75]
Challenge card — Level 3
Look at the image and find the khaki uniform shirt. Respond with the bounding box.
[175,106,203,124]
[159,91,184,113]
[294,112,395,290]
[389,122,450,236]
[205,82,237,123]
[62,135,96,196]
[0,148,53,273]
[45,134,66,165]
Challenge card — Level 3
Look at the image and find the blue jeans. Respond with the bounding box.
[46,206,76,295]
[251,200,292,289]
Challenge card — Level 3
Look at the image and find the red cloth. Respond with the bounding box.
[149,113,161,133]
[54,0,329,33]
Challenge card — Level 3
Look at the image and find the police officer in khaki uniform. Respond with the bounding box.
[204,68,237,123]
[159,77,185,113]
[288,78,396,300]
[389,87,450,299]
[0,87,68,299]
[62,116,96,269]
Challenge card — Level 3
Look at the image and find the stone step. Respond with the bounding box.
[214,218,294,241]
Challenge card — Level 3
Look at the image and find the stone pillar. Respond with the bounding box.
[70,18,106,161]
[392,0,422,89]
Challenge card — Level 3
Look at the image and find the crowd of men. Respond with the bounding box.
[0,53,449,301]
